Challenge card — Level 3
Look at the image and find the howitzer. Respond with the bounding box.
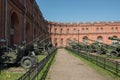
[0,35,47,69]
[88,38,120,57]
[67,40,90,51]
[108,37,120,57]
[108,37,120,41]
[33,36,56,55]
[0,43,37,69]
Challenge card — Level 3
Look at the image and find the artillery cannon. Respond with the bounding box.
[0,39,37,69]
[108,36,120,57]
[67,40,90,51]
[33,36,56,55]
[87,38,120,57]
[88,42,107,54]
[87,39,115,55]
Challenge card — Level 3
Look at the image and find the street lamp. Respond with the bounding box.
[78,29,80,44]
[78,29,80,51]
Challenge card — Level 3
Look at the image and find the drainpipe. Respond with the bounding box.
[24,0,27,47]
[32,1,35,42]
[4,0,8,49]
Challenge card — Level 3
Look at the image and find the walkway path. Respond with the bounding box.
[46,49,112,80]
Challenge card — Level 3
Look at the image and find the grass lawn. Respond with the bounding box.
[0,71,23,80]
[66,49,120,80]
[36,50,57,80]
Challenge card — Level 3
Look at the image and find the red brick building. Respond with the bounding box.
[0,0,120,48]
[47,21,120,47]
[0,0,49,47]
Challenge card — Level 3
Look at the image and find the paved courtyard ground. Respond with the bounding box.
[46,49,113,80]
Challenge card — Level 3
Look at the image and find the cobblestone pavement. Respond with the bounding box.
[46,49,113,80]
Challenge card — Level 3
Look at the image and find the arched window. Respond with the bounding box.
[97,36,103,43]
[112,36,118,44]
[10,12,19,47]
[83,36,88,44]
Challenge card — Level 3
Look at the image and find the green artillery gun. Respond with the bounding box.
[88,39,109,54]
[74,42,90,51]
[67,40,90,51]
[88,38,120,57]
[0,39,37,69]
[33,40,56,55]
[88,42,107,54]
[108,37,120,57]
[44,42,56,54]
[67,40,80,50]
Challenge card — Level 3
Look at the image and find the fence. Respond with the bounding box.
[67,48,120,76]
[18,49,56,80]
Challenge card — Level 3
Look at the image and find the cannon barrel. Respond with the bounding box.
[108,37,120,41]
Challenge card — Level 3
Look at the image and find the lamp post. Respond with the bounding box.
[78,29,79,44]
[54,33,55,47]
[78,29,80,51]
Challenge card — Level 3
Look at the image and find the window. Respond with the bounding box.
[100,28,103,32]
[96,28,99,32]
[82,28,84,33]
[54,28,57,33]
[60,38,63,45]
[67,29,69,34]
[97,36,103,43]
[111,27,114,32]
[115,27,118,32]
[83,36,88,44]
[74,28,76,33]
[82,28,84,31]
[112,36,118,44]
[60,28,62,34]
[86,28,88,32]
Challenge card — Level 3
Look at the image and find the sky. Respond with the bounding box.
[36,0,120,23]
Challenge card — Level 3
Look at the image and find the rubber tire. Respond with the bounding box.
[110,51,119,57]
[20,56,33,69]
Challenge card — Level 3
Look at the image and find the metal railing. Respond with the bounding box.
[18,49,56,80]
[66,48,120,76]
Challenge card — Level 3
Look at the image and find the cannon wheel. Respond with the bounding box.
[110,51,119,57]
[20,56,33,69]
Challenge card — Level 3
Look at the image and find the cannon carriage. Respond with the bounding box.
[0,39,37,69]
[87,38,120,57]
[0,36,56,69]
[67,39,90,52]
[107,37,120,57]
